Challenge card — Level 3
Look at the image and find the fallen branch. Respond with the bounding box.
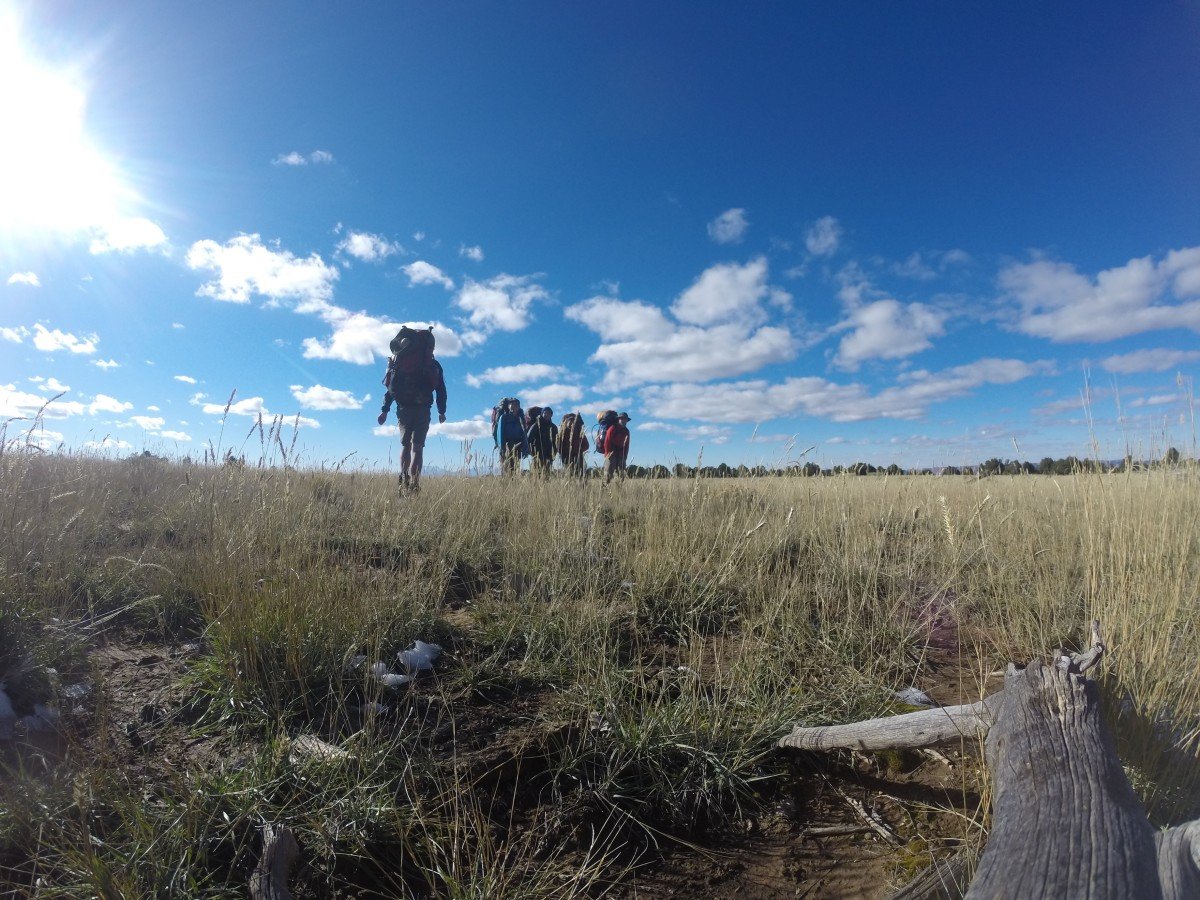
[776,621,1200,899]
[249,824,298,900]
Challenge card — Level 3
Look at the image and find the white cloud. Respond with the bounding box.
[7,272,39,287]
[460,244,484,262]
[1,325,29,343]
[89,217,168,254]
[707,208,748,245]
[433,417,492,440]
[289,384,366,410]
[375,416,493,440]
[146,405,159,412]
[402,261,454,290]
[158,430,191,441]
[564,297,674,342]
[641,358,1053,424]
[186,233,338,309]
[35,377,70,393]
[523,383,584,409]
[128,415,165,430]
[833,299,945,370]
[272,150,335,166]
[567,263,796,390]
[574,397,633,416]
[465,363,565,388]
[1100,348,1200,374]
[90,394,133,415]
[189,392,207,405]
[589,323,795,390]
[893,253,937,281]
[32,324,97,354]
[1129,394,1179,408]
[171,322,185,330]
[0,384,84,419]
[455,274,549,343]
[639,421,732,444]
[92,358,119,369]
[805,216,842,257]
[1000,246,1200,342]
[84,438,132,451]
[301,312,462,365]
[671,257,771,327]
[338,231,401,263]
[174,374,197,384]
[200,396,320,429]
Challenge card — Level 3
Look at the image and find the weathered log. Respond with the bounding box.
[776,622,1200,899]
[777,696,1000,751]
[249,824,298,900]
[965,659,1161,898]
[888,850,974,900]
[287,733,351,764]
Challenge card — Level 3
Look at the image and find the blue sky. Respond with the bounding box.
[2,1,1198,470]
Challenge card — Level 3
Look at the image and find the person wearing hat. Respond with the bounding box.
[603,412,632,484]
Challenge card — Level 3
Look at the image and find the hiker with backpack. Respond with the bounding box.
[377,326,447,494]
[526,406,559,477]
[492,397,527,476]
[558,412,590,478]
[599,411,631,484]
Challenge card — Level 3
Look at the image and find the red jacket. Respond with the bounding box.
[602,423,630,462]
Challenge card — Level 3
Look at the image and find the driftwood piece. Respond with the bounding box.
[965,659,1160,898]
[776,622,1200,899]
[777,696,999,751]
[249,824,299,900]
[889,851,974,900]
[287,734,350,764]
[1157,821,1200,898]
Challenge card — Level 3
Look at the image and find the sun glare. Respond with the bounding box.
[0,13,128,235]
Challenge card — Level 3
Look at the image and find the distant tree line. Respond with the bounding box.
[619,448,1192,479]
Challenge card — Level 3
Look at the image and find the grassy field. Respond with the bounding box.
[1,450,1198,897]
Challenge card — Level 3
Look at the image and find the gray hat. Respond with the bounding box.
[617,411,631,421]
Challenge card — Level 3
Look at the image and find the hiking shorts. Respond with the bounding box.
[395,406,431,450]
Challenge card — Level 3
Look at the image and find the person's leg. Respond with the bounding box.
[410,445,424,491]
[408,409,431,491]
[603,455,615,484]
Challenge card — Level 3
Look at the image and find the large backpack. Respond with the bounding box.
[559,412,586,457]
[594,410,618,454]
[524,406,543,430]
[384,326,438,406]
[490,397,523,435]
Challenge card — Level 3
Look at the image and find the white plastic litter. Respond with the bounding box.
[370,661,391,679]
[19,704,59,732]
[396,641,441,672]
[894,687,935,707]
[378,672,413,689]
[61,682,91,701]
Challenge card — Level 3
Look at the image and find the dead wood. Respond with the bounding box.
[249,824,299,900]
[287,733,350,764]
[776,621,1200,899]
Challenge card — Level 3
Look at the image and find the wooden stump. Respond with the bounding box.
[776,623,1200,899]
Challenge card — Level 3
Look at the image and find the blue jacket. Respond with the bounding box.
[493,411,528,453]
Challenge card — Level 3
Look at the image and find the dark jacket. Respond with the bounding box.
[526,418,559,461]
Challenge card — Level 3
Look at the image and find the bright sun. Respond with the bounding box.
[0,13,128,234]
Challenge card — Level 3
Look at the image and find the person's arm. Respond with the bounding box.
[434,361,447,422]
[377,357,395,424]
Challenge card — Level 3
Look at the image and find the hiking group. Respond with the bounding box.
[376,326,631,490]
[491,400,631,483]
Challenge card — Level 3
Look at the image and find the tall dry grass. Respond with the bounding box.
[1,448,1197,895]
